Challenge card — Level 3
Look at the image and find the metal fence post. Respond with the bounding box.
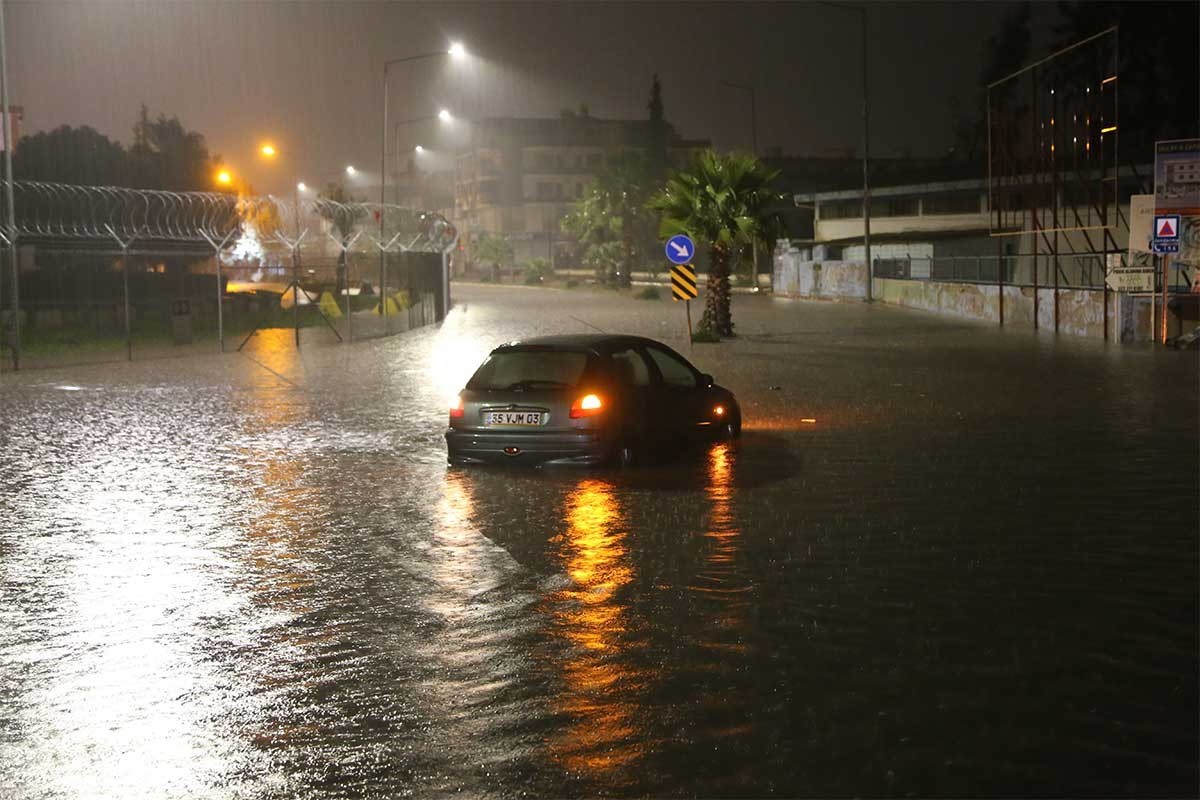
[441,248,450,319]
[105,225,137,361]
[292,248,300,348]
[0,0,16,372]
[121,242,131,360]
[199,230,234,354]
[0,230,17,372]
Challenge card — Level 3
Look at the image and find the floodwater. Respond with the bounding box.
[1,284,1196,798]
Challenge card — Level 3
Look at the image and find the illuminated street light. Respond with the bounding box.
[448,42,466,59]
[216,169,233,186]
[296,181,307,192]
[438,108,452,123]
[414,145,425,154]
[260,143,277,159]
[345,165,357,176]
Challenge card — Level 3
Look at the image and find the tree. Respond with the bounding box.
[649,150,782,338]
[646,74,668,184]
[13,125,129,185]
[473,233,513,280]
[562,154,650,288]
[950,1,1032,162]
[1053,2,1198,164]
[129,105,221,191]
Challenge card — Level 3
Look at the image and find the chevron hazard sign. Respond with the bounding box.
[671,263,698,301]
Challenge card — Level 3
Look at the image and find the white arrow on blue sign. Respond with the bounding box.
[665,234,695,265]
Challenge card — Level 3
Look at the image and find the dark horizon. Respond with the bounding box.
[6,1,1061,194]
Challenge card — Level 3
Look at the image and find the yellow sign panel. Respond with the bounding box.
[670,264,698,301]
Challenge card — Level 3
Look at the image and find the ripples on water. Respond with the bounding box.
[0,288,1196,798]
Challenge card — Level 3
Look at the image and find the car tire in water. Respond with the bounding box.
[613,442,636,468]
[722,412,742,440]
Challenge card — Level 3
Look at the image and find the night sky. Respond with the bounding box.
[7,1,1052,194]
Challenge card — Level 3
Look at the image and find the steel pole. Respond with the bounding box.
[122,243,131,361]
[292,247,300,347]
[380,63,389,331]
[215,250,223,352]
[441,248,449,320]
[860,7,872,303]
[0,0,18,371]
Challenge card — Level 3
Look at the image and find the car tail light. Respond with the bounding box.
[449,394,464,419]
[713,404,726,417]
[569,393,604,419]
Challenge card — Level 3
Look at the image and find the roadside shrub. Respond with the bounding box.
[691,326,721,343]
[565,279,580,289]
[637,286,660,300]
[523,257,552,285]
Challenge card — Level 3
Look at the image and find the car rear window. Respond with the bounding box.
[467,349,591,391]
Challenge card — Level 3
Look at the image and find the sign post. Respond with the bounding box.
[670,262,698,347]
[1153,139,1200,343]
[665,235,699,347]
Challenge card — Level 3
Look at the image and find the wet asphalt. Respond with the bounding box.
[1,283,1197,798]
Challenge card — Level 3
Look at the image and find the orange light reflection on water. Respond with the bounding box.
[547,478,645,778]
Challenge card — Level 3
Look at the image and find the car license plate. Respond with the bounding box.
[484,411,542,426]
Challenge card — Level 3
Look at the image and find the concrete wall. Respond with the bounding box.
[773,244,868,300]
[871,277,1159,341]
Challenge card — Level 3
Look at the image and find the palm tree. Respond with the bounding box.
[649,150,781,338]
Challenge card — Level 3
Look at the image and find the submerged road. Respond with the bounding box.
[1,284,1197,798]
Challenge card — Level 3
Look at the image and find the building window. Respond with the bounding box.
[819,200,862,220]
[923,191,981,215]
[870,196,920,217]
[586,153,602,168]
[537,153,553,170]
[575,183,584,199]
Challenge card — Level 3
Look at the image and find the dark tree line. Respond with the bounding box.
[952,1,1199,167]
[12,105,224,191]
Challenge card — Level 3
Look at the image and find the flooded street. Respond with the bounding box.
[1,284,1197,798]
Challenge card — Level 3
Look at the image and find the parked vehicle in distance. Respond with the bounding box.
[446,334,741,466]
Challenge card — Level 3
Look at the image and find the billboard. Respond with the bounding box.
[1154,139,1200,265]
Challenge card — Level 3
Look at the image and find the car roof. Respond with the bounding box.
[493,334,668,354]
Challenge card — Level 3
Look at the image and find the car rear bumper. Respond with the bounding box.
[445,428,611,466]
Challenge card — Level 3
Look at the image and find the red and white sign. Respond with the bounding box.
[1154,215,1180,240]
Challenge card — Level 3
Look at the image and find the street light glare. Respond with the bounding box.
[216,169,233,186]
[296,182,307,192]
[448,42,466,59]
[345,165,357,176]
[438,109,452,123]
[260,143,277,158]
[415,145,425,154]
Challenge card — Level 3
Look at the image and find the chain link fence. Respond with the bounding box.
[0,182,454,372]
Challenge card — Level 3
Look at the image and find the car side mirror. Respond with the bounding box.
[700,373,714,388]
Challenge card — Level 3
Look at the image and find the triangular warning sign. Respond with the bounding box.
[1158,219,1175,237]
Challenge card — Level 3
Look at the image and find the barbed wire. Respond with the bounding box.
[0,181,456,253]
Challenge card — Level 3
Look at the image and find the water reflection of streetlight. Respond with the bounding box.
[692,443,750,641]
[547,478,645,781]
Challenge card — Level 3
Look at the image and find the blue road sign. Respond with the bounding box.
[665,234,695,265]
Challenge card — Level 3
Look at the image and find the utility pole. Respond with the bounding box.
[723,80,762,286]
[0,0,18,369]
[818,2,871,301]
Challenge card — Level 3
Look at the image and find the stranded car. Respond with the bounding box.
[446,334,741,466]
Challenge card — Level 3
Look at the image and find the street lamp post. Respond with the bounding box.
[819,1,872,301]
[380,45,464,326]
[723,80,762,287]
